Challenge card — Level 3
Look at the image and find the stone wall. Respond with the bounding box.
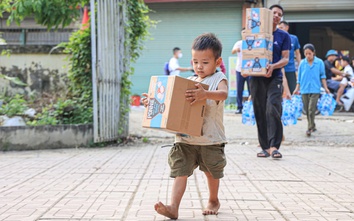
[0,124,93,151]
[0,45,69,97]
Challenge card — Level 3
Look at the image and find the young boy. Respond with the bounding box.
[142,33,228,219]
[335,56,354,106]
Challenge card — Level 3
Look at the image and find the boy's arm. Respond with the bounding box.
[177,67,193,72]
[141,93,149,107]
[186,80,228,105]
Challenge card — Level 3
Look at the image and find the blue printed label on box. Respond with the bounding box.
[242,57,270,75]
[247,8,261,33]
[242,33,273,52]
[147,76,168,128]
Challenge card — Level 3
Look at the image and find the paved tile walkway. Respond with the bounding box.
[1,142,354,221]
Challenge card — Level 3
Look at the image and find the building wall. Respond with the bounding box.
[131,1,243,96]
[0,46,69,96]
[266,0,354,11]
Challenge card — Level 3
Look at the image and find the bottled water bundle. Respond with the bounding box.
[291,94,303,118]
[317,94,336,116]
[242,100,256,126]
[281,99,297,126]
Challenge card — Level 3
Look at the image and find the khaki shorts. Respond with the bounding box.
[168,142,226,179]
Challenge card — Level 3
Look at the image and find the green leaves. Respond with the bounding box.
[0,94,28,117]
[5,0,89,30]
[0,1,154,132]
[0,74,27,86]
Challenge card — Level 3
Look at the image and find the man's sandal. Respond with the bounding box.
[257,150,270,158]
[271,149,282,159]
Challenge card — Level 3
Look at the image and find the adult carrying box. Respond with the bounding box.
[142,75,208,136]
[245,8,273,34]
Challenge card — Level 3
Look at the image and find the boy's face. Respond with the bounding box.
[341,59,348,67]
[191,49,221,78]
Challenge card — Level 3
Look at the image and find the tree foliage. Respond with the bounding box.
[0,0,154,135]
[2,0,87,29]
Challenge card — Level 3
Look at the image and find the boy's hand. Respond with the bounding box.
[185,83,206,105]
[141,93,149,107]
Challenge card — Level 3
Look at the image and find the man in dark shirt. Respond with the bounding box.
[324,49,343,92]
[248,4,291,159]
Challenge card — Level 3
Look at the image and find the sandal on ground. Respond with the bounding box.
[306,130,311,136]
[271,149,282,159]
[257,150,270,158]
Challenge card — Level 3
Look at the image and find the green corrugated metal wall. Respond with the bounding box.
[130,2,243,96]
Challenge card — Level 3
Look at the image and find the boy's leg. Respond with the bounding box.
[202,172,220,216]
[336,83,346,105]
[154,176,187,219]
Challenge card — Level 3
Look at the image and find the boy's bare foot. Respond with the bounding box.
[202,200,220,215]
[154,202,178,219]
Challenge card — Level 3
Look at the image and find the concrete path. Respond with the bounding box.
[1,107,354,221]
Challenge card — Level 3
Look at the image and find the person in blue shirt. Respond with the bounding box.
[245,4,291,159]
[278,20,301,94]
[293,43,330,136]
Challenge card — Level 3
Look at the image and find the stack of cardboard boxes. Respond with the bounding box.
[242,8,274,76]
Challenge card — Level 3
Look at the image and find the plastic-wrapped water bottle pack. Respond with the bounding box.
[281,99,297,126]
[291,94,303,118]
[317,94,336,116]
[241,100,256,126]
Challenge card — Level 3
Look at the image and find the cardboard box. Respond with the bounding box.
[242,33,273,54]
[142,75,208,136]
[241,54,272,76]
[245,8,273,34]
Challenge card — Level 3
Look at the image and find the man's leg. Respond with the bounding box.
[250,78,269,153]
[266,77,283,157]
[154,176,187,219]
[202,172,220,216]
[236,71,245,112]
[246,76,251,97]
[327,79,340,93]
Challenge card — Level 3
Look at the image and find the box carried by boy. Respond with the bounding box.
[142,75,208,136]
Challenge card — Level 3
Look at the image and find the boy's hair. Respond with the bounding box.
[269,4,284,14]
[342,56,350,64]
[173,47,180,53]
[192,33,222,59]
